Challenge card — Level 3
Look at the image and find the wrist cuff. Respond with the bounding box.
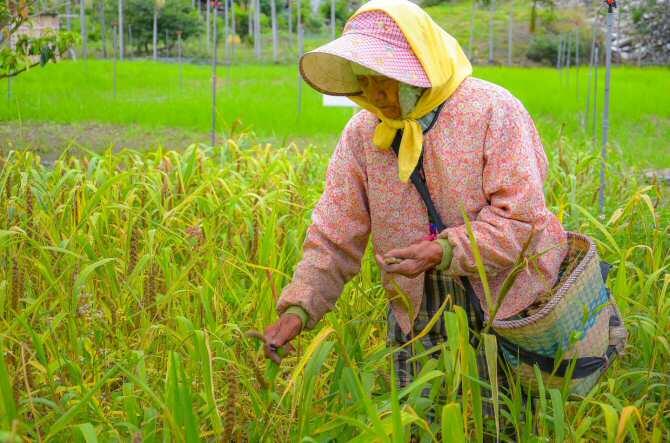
[435,238,453,271]
[284,306,309,330]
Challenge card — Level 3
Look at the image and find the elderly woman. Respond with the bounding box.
[263,0,567,392]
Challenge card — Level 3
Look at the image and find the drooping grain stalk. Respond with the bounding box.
[222,362,238,441]
[25,184,34,236]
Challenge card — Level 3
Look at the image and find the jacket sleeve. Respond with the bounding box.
[439,94,555,277]
[276,117,371,329]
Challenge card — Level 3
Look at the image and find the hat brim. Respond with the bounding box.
[300,32,431,96]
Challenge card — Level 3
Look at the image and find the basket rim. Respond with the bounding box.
[492,231,600,331]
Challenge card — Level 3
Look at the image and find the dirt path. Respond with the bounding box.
[0,121,214,163]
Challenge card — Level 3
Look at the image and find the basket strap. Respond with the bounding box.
[497,336,618,379]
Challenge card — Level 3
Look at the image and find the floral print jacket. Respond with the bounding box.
[277,76,568,335]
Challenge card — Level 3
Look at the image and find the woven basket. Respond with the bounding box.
[492,232,628,396]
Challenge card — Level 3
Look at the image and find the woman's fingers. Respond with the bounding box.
[261,315,302,364]
[384,245,418,260]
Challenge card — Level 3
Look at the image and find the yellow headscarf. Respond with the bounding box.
[347,0,472,183]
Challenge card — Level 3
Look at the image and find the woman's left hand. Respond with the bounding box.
[375,240,443,278]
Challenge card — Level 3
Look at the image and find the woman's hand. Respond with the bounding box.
[262,313,302,364]
[375,240,443,278]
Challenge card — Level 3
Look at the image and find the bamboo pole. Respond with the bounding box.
[177,31,183,90]
[80,0,87,58]
[112,23,118,99]
[599,6,615,217]
[331,0,336,39]
[118,0,124,60]
[507,7,513,65]
[100,0,107,58]
[584,15,597,130]
[488,0,495,64]
[592,44,599,147]
[297,0,303,116]
[271,0,278,63]
[468,0,476,61]
[254,0,261,59]
[207,0,211,52]
[211,1,219,147]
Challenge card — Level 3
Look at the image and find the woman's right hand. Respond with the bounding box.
[262,314,303,364]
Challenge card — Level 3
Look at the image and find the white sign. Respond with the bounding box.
[323,95,358,108]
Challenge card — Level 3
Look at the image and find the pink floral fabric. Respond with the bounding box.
[277,77,568,335]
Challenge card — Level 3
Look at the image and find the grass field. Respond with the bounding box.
[1,60,669,168]
[0,129,668,441]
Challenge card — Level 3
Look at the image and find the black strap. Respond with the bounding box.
[389,116,619,380]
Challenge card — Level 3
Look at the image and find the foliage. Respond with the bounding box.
[526,33,558,65]
[0,129,667,440]
[0,0,78,79]
[124,0,202,54]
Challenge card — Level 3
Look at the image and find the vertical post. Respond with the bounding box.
[254,0,261,59]
[118,0,124,60]
[231,0,236,63]
[600,6,615,217]
[177,31,183,90]
[112,23,118,99]
[575,28,579,100]
[271,0,278,63]
[468,0,476,61]
[211,1,219,146]
[297,0,303,116]
[288,0,292,40]
[566,32,571,85]
[507,7,512,65]
[248,0,253,39]
[206,0,211,52]
[224,0,230,64]
[585,16,597,130]
[592,44,599,147]
[128,24,132,57]
[488,0,495,64]
[330,0,335,39]
[80,0,87,59]
[153,7,159,60]
[100,0,107,58]
[67,0,72,30]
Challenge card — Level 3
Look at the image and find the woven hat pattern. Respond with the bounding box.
[299,10,430,96]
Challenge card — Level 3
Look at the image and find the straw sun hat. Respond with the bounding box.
[299,10,431,96]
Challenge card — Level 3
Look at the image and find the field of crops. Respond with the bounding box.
[2,61,669,168]
[0,108,668,441]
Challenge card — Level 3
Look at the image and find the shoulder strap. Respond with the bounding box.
[390,130,446,233]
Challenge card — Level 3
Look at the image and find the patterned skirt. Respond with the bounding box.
[387,268,501,413]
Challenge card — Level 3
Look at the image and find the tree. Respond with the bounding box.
[124,0,201,54]
[1,0,78,79]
